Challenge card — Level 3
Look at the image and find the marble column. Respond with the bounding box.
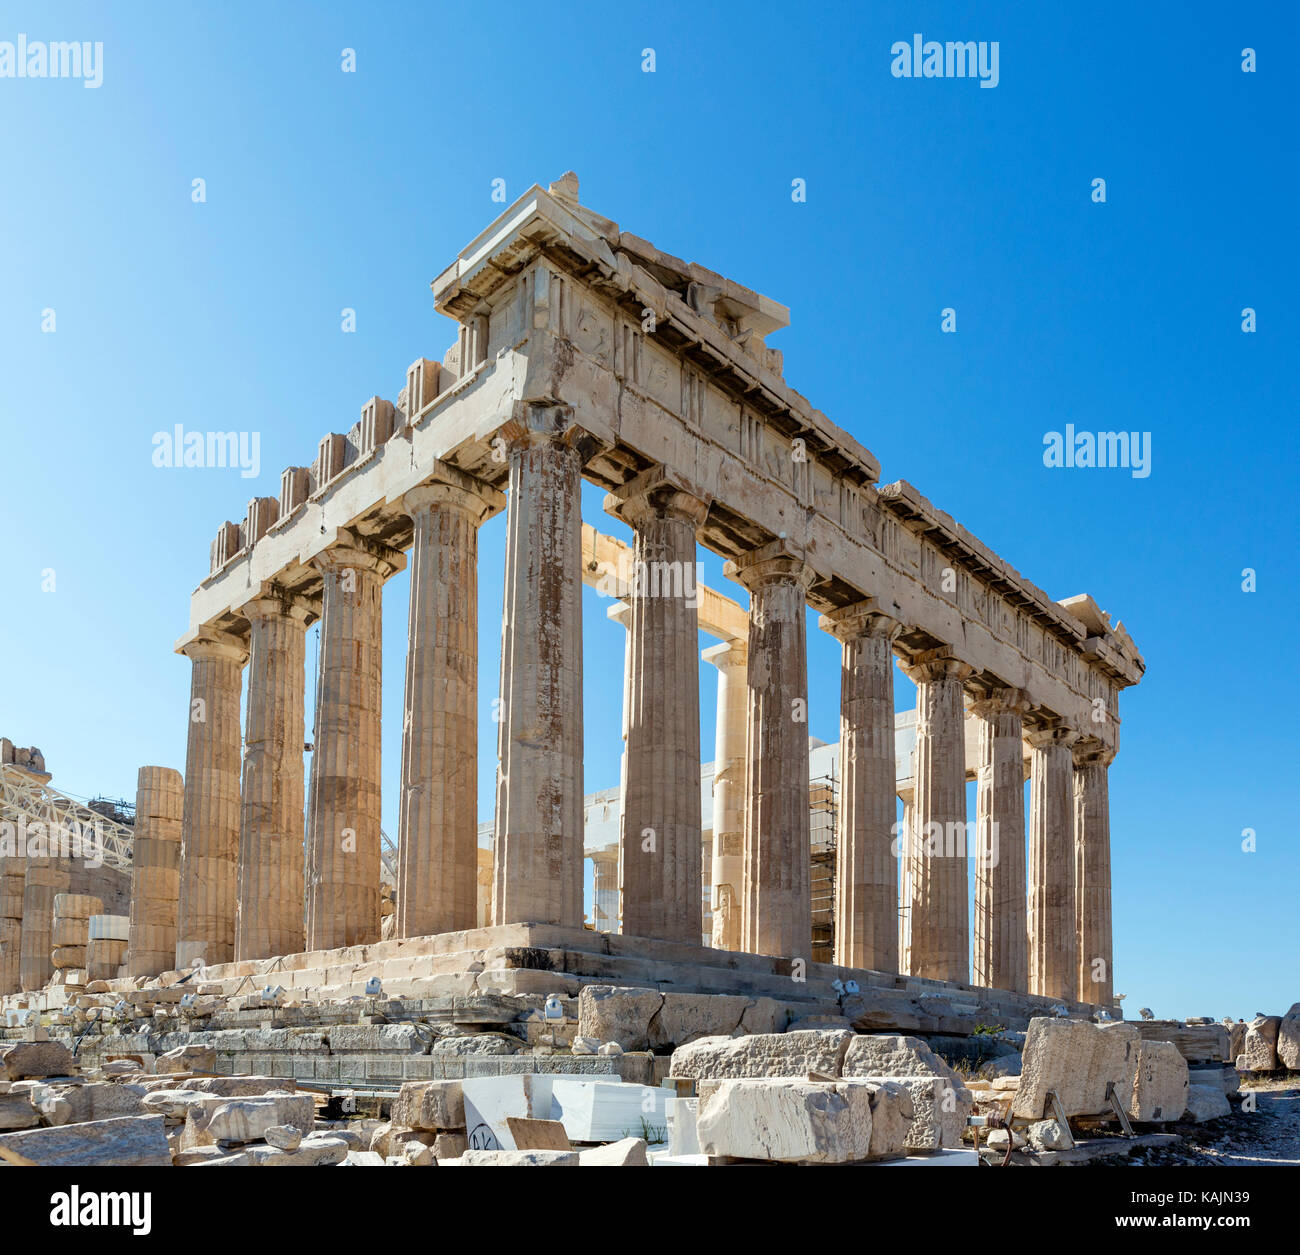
[305,538,403,951]
[235,595,311,961]
[1073,739,1115,1005]
[1027,725,1079,1001]
[176,629,247,968]
[0,856,25,995]
[19,857,68,991]
[605,473,709,944]
[608,600,632,932]
[397,474,502,940]
[820,603,901,972]
[128,765,184,977]
[492,404,592,928]
[970,688,1029,992]
[702,638,748,952]
[898,794,914,972]
[726,541,815,961]
[591,848,620,932]
[900,653,973,984]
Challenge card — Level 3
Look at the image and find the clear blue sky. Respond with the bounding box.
[2,2,1295,1020]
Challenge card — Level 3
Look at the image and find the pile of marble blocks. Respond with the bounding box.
[0,1038,348,1166]
[664,1029,974,1164]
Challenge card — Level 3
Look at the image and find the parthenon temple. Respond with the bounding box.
[2,173,1144,1023]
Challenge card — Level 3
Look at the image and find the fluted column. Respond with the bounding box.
[726,541,815,961]
[899,653,973,984]
[0,855,25,995]
[19,858,68,991]
[128,766,184,977]
[970,688,1029,992]
[591,848,620,932]
[820,603,901,972]
[1027,725,1079,1000]
[605,472,709,943]
[397,474,502,939]
[1074,739,1115,1005]
[176,630,247,969]
[608,600,633,932]
[305,538,403,951]
[493,404,594,928]
[898,794,914,972]
[235,595,311,961]
[702,638,748,951]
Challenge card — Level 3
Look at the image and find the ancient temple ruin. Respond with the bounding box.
[4,173,1146,1020]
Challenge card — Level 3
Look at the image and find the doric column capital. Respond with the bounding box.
[1072,737,1116,769]
[402,466,504,527]
[1025,722,1080,751]
[898,648,974,686]
[701,637,748,671]
[604,465,711,532]
[818,599,902,644]
[606,600,633,630]
[968,685,1032,719]
[239,590,313,629]
[310,534,406,582]
[495,400,607,465]
[180,627,248,668]
[724,538,816,594]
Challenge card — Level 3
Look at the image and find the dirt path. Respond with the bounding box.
[1136,1081,1300,1166]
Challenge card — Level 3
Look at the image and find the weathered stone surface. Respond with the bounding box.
[1183,1085,1231,1123]
[0,1092,38,1130]
[861,1080,915,1158]
[178,1075,295,1096]
[844,1074,968,1150]
[1130,1040,1189,1122]
[1226,1020,1248,1060]
[1131,1021,1232,1064]
[186,1094,314,1146]
[841,1034,961,1082]
[1014,1017,1138,1119]
[697,1078,873,1163]
[247,1133,347,1166]
[649,993,751,1050]
[391,1080,464,1132]
[1278,1004,1300,1071]
[449,1149,579,1166]
[37,1081,146,1125]
[433,1131,467,1159]
[1026,1118,1070,1151]
[0,1114,172,1166]
[578,1136,649,1166]
[263,1123,302,1151]
[578,986,663,1051]
[157,1044,216,1074]
[670,1030,852,1080]
[0,1040,75,1080]
[1243,1016,1281,1072]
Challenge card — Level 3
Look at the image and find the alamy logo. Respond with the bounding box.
[152,425,261,479]
[891,35,999,88]
[1043,425,1152,479]
[0,36,103,88]
[50,1188,151,1236]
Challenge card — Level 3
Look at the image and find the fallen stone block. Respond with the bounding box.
[0,1040,75,1080]
[578,986,663,1051]
[246,1133,348,1166]
[670,1030,853,1080]
[156,1044,216,1074]
[264,1123,302,1151]
[1242,1016,1281,1072]
[1013,1017,1138,1119]
[861,1080,915,1158]
[185,1093,314,1147]
[696,1078,873,1164]
[1278,1004,1300,1071]
[1131,1021,1232,1064]
[648,993,751,1050]
[1131,1040,1189,1122]
[841,1034,962,1082]
[841,1074,968,1151]
[446,1149,579,1166]
[0,1114,172,1166]
[578,1136,649,1165]
[390,1079,464,1131]
[178,1075,296,1097]
[1183,1084,1231,1123]
[0,1092,38,1131]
